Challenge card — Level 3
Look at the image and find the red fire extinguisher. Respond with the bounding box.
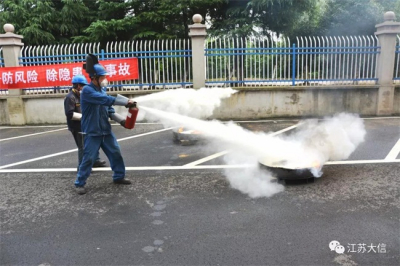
[125,103,139,129]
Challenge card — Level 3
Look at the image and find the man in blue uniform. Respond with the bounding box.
[75,62,134,195]
[64,74,107,171]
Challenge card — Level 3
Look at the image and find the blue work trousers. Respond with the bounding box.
[71,131,101,170]
[75,132,125,187]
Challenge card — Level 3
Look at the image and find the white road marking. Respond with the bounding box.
[0,122,165,130]
[233,116,399,123]
[268,124,299,136]
[0,128,68,142]
[361,116,400,120]
[110,123,163,126]
[0,116,397,129]
[115,127,173,142]
[184,151,231,167]
[325,159,400,165]
[0,149,78,169]
[233,119,299,123]
[0,165,252,173]
[384,138,400,160]
[0,125,66,129]
[0,127,173,169]
[1,118,398,172]
[0,123,168,142]
[183,124,299,167]
[0,159,398,173]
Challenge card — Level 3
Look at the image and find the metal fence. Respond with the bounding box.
[205,36,292,87]
[15,43,100,95]
[0,47,3,67]
[394,35,400,84]
[104,39,192,92]
[0,48,5,95]
[8,39,192,95]
[2,35,400,95]
[205,36,380,87]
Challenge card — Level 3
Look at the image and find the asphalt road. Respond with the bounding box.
[0,117,399,266]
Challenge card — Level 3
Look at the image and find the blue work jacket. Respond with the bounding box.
[80,82,116,136]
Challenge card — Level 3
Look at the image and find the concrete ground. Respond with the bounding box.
[0,117,399,266]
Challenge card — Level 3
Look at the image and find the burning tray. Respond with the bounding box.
[258,159,321,181]
[172,127,202,145]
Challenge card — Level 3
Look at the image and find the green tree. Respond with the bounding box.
[53,0,97,43]
[1,0,398,46]
[208,0,320,38]
[76,0,226,43]
[317,0,399,36]
[0,0,95,45]
[0,0,57,45]
[206,0,320,86]
[72,0,133,43]
[375,0,400,15]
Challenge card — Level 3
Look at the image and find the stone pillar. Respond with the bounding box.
[374,11,400,115]
[0,23,26,125]
[189,14,207,89]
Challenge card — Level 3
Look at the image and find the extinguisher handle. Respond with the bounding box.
[125,101,137,108]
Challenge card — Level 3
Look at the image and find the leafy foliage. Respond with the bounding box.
[318,0,384,36]
[0,0,399,45]
[76,0,226,43]
[0,0,95,45]
[208,0,321,38]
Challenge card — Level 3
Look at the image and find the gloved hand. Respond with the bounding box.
[120,120,126,128]
[125,100,137,108]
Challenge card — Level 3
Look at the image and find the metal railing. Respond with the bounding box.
[104,39,192,92]
[0,47,3,67]
[13,39,192,95]
[19,43,99,65]
[295,36,379,85]
[205,36,380,87]
[205,36,292,86]
[1,35,393,95]
[16,43,100,95]
[394,35,400,84]
[0,47,6,95]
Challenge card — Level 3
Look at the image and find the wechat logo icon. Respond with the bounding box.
[329,240,345,254]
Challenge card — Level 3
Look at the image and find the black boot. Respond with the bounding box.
[93,159,107,167]
[113,178,132,185]
[75,186,87,195]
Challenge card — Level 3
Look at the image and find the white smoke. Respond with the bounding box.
[222,153,285,199]
[136,88,366,198]
[282,113,366,176]
[135,87,237,121]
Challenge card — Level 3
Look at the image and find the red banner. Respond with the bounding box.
[0,58,139,89]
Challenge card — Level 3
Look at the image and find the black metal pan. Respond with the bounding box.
[258,159,320,180]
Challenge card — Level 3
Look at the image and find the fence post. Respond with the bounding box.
[189,14,207,89]
[0,24,26,125]
[374,11,400,115]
